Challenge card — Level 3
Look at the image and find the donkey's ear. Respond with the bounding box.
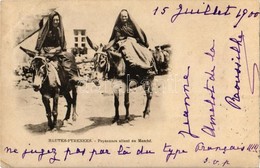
[91,53,98,62]
[20,46,36,58]
[86,36,98,51]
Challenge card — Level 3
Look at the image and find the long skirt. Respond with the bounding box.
[118,37,153,69]
[58,52,78,75]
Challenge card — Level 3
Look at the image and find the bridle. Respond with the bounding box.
[93,50,110,74]
[31,56,49,85]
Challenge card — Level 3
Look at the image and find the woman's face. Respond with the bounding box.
[120,11,129,23]
[52,15,60,28]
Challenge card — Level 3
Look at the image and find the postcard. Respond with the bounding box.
[0,0,259,167]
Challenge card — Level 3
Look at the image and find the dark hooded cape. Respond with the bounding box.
[107,9,154,71]
[35,11,66,52]
[109,9,149,48]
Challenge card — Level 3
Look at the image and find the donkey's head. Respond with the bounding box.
[91,44,110,82]
[93,46,109,72]
[88,39,125,84]
[30,56,48,91]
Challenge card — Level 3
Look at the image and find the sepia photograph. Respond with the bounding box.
[1,0,259,167]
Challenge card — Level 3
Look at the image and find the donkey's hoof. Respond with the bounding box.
[51,128,58,132]
[112,117,119,124]
[53,121,57,127]
[48,121,53,128]
[72,115,77,121]
[47,124,54,130]
[47,127,53,131]
[47,124,55,131]
[56,120,63,127]
[143,111,150,118]
[72,112,78,122]
[63,119,73,127]
[125,116,130,122]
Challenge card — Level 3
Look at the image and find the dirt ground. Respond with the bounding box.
[13,74,175,136]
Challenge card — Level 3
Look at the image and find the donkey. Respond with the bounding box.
[92,46,155,123]
[30,55,78,130]
[151,44,171,75]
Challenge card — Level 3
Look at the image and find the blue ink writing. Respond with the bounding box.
[21,145,60,164]
[171,3,236,24]
[153,3,259,28]
[4,147,19,154]
[195,142,245,154]
[203,157,230,167]
[136,146,155,155]
[204,39,215,61]
[241,32,260,94]
[201,40,217,137]
[247,144,259,153]
[64,147,86,161]
[153,6,169,15]
[234,9,260,28]
[89,148,111,161]
[178,66,199,138]
[163,143,188,162]
[117,145,131,155]
[225,31,243,110]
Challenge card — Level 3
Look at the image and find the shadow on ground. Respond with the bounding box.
[24,120,64,134]
[24,115,142,134]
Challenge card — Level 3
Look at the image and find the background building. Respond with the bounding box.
[72,29,88,56]
[73,29,86,48]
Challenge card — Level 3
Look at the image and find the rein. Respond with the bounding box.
[32,56,49,84]
[101,53,110,73]
[94,51,110,73]
[41,63,49,84]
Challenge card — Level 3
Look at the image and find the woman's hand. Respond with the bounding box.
[49,48,57,53]
[118,36,126,40]
[103,39,116,52]
[44,53,55,59]
[43,47,51,53]
[50,47,61,54]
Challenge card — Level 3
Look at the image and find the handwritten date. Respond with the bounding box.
[153,3,259,28]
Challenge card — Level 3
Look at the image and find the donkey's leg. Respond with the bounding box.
[42,95,52,129]
[72,87,78,121]
[63,92,72,121]
[112,80,123,123]
[113,91,120,123]
[52,89,60,127]
[124,90,130,121]
[143,79,153,118]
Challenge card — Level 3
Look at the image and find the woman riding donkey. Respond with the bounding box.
[94,9,157,122]
[35,11,83,86]
[103,9,157,77]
